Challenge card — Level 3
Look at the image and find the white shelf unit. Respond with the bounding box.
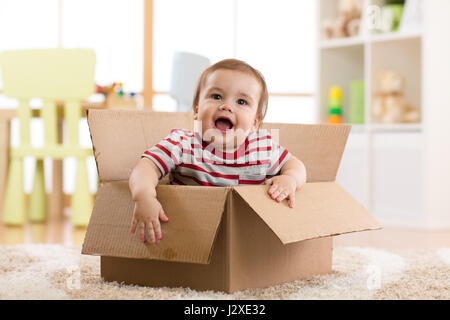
[320,31,422,49]
[317,0,450,229]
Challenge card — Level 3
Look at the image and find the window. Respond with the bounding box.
[151,0,317,123]
[235,0,317,94]
[0,0,59,51]
[0,0,144,93]
[0,0,144,194]
[61,0,144,92]
[0,0,58,91]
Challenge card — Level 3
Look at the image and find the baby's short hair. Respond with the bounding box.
[192,58,269,121]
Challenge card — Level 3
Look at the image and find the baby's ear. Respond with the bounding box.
[252,114,262,131]
[193,106,199,120]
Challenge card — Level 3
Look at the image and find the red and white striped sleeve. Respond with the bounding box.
[266,137,291,177]
[141,129,185,178]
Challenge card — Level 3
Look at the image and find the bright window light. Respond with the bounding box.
[153,0,317,123]
[153,0,235,92]
[235,0,317,93]
[0,0,59,51]
[61,0,144,93]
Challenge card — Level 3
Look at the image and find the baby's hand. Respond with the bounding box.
[129,196,169,243]
[266,175,297,208]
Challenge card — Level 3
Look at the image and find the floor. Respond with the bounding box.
[0,210,86,246]
[334,227,450,250]
[1,211,450,249]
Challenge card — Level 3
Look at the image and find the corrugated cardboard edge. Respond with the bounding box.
[203,186,233,265]
[86,109,101,183]
[224,187,233,293]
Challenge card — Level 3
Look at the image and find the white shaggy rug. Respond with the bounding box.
[0,244,449,300]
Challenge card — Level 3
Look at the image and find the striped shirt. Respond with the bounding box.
[142,128,291,186]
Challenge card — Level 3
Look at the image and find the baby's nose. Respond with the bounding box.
[219,103,232,112]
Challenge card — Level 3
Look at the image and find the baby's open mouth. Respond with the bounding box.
[214,117,234,131]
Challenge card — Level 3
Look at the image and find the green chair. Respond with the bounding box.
[0,48,96,226]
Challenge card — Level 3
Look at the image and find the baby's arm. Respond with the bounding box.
[266,156,306,208]
[129,157,169,243]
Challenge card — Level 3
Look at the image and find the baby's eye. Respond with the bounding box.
[237,99,247,105]
[211,93,222,100]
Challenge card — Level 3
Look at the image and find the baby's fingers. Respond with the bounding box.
[268,184,280,199]
[139,221,146,243]
[147,220,156,243]
[287,193,295,208]
[159,208,169,222]
[130,217,138,234]
[275,189,289,202]
[153,218,162,241]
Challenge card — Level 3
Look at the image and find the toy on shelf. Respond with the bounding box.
[350,80,365,124]
[322,0,362,39]
[327,86,344,124]
[372,71,420,123]
[96,82,142,109]
[378,0,405,33]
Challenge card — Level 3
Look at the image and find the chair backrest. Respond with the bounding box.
[0,48,96,148]
[169,51,210,112]
[0,48,96,100]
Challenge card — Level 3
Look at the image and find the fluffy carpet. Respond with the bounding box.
[0,244,449,300]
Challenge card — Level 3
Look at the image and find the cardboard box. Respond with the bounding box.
[82,110,381,293]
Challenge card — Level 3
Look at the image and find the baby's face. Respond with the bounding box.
[194,69,262,150]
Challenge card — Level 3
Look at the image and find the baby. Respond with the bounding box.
[129,59,307,243]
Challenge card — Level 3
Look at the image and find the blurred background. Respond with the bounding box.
[0,0,449,247]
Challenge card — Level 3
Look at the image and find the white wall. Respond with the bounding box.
[423,0,450,229]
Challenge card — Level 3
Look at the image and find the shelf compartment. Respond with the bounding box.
[319,45,365,123]
[370,37,422,125]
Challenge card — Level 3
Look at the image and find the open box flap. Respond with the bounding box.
[87,109,193,183]
[261,123,351,182]
[82,182,229,264]
[233,183,382,245]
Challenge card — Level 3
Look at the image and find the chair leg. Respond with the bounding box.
[29,159,47,223]
[3,158,26,226]
[0,118,11,222]
[71,157,93,227]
